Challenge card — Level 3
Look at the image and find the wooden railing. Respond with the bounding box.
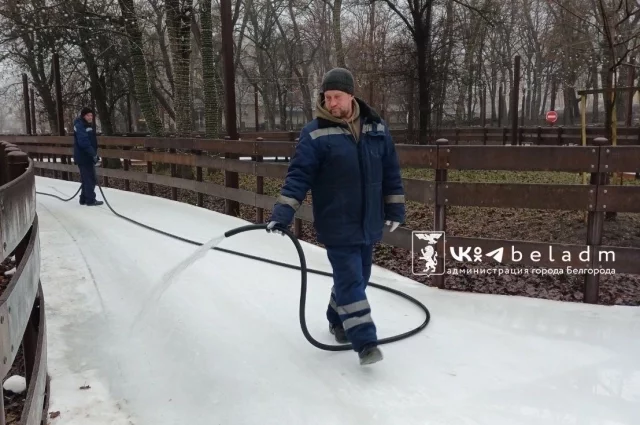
[8,124,640,145]
[6,134,640,304]
[235,125,640,146]
[0,141,48,424]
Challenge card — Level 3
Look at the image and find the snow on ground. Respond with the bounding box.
[35,176,640,425]
[3,375,27,394]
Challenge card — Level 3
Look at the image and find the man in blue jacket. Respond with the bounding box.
[267,68,405,365]
[73,107,103,206]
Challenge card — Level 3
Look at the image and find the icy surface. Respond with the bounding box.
[35,176,640,425]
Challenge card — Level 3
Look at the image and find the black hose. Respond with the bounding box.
[37,182,431,351]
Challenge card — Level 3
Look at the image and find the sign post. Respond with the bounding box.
[545,110,558,125]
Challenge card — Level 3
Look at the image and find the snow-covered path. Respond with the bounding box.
[35,176,640,425]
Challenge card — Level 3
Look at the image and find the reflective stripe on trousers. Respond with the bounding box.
[325,243,376,352]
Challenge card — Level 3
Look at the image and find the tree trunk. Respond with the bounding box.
[118,0,164,136]
[490,64,497,124]
[591,58,600,123]
[332,0,345,67]
[166,0,194,179]
[434,0,453,129]
[80,46,123,168]
[200,0,222,138]
[413,4,432,145]
[287,0,313,121]
[166,0,193,136]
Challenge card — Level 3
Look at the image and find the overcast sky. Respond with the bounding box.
[0,64,30,133]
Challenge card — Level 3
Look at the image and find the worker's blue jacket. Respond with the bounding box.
[73,116,98,165]
[269,97,405,246]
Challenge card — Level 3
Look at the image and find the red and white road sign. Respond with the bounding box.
[546,110,558,124]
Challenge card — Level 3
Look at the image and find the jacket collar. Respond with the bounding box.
[316,96,381,129]
[74,116,91,127]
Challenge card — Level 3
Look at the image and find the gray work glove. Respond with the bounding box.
[385,220,400,232]
[266,221,286,236]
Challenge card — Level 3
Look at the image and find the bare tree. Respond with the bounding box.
[118,0,164,135]
[200,0,223,137]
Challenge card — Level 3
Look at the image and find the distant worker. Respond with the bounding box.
[73,107,103,206]
[267,67,405,365]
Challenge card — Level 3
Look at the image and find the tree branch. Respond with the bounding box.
[451,0,496,27]
[378,0,414,35]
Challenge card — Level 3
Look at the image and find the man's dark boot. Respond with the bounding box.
[358,344,383,366]
[329,324,348,344]
[86,200,104,206]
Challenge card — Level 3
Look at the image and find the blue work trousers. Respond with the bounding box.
[326,243,377,352]
[78,162,97,204]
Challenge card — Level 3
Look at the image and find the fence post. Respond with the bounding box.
[146,146,154,196]
[256,137,264,223]
[290,132,301,236]
[2,146,20,184]
[7,151,29,183]
[584,136,609,303]
[60,152,69,181]
[170,144,177,201]
[123,146,131,192]
[518,125,524,145]
[0,142,10,185]
[433,138,449,289]
[557,126,563,145]
[195,148,203,207]
[224,136,239,216]
[53,151,60,180]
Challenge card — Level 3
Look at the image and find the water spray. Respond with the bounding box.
[37,182,431,352]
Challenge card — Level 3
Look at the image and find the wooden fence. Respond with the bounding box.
[234,125,640,146]
[10,124,640,146]
[0,141,48,424]
[5,133,640,304]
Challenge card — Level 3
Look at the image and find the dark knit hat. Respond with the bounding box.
[320,67,355,95]
[80,107,94,117]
